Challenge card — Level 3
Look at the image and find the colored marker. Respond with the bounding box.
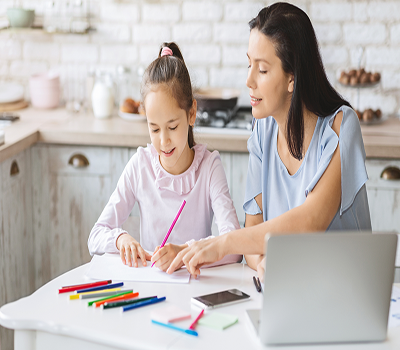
[88,290,135,306]
[69,288,124,300]
[94,292,139,308]
[77,282,124,294]
[123,296,166,312]
[253,276,262,293]
[151,320,198,336]
[102,296,157,310]
[189,309,204,330]
[152,200,186,267]
[59,280,112,294]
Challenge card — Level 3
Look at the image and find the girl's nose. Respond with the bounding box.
[160,131,170,146]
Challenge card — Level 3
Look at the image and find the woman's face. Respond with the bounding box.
[145,86,196,175]
[246,29,293,120]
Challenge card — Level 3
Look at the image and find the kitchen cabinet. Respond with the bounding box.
[31,144,129,287]
[0,148,35,350]
[365,159,400,273]
[212,152,249,235]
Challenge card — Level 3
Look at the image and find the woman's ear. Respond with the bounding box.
[189,99,197,126]
[288,74,294,93]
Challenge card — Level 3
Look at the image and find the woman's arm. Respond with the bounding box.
[168,113,343,276]
[244,193,264,271]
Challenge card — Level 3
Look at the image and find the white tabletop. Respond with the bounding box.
[1,262,400,350]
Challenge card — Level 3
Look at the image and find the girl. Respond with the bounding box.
[88,42,242,272]
[168,3,371,278]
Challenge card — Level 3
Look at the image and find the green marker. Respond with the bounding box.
[87,290,134,306]
[102,296,157,310]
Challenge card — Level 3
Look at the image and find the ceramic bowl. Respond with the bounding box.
[7,8,35,28]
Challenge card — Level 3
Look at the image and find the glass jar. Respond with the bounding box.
[91,71,114,119]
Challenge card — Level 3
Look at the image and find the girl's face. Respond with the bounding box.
[145,86,196,175]
[246,29,294,121]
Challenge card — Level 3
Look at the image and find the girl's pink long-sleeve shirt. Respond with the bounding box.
[88,144,242,265]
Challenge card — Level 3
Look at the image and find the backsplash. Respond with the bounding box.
[0,0,399,114]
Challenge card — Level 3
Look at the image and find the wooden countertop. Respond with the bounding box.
[1,107,399,163]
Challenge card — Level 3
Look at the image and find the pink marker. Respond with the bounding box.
[189,309,204,330]
[151,200,186,268]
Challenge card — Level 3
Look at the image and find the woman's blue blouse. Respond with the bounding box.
[243,105,371,231]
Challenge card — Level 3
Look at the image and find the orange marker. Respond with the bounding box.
[94,292,139,308]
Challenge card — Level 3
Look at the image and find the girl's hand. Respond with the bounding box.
[116,233,152,267]
[256,256,266,283]
[151,243,187,272]
[167,235,227,277]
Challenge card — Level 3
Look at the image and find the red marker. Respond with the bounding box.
[58,280,112,294]
[189,309,204,330]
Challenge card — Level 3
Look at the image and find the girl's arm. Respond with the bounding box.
[88,160,137,256]
[168,113,343,276]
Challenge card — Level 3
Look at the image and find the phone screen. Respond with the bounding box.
[192,289,250,308]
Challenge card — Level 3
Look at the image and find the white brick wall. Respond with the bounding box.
[0,0,399,114]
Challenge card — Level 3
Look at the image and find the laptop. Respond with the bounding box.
[246,232,397,345]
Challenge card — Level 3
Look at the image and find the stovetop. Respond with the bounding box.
[195,106,253,133]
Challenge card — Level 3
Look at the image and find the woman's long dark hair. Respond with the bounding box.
[249,3,351,160]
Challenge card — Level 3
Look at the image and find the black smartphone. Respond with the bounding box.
[191,288,250,309]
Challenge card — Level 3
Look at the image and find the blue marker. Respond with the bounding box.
[77,282,124,294]
[151,320,198,336]
[122,296,166,312]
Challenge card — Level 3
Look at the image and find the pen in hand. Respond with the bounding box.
[253,276,262,293]
[151,200,186,268]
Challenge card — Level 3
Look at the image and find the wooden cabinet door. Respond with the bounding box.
[0,149,34,350]
[366,159,400,267]
[31,145,129,287]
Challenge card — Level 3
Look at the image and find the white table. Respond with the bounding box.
[1,262,400,350]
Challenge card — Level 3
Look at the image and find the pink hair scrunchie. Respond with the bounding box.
[161,47,173,57]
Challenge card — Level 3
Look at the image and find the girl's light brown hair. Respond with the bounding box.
[141,42,195,148]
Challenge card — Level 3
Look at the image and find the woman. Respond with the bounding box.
[167,2,371,279]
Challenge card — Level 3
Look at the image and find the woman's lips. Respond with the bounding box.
[162,148,175,157]
[250,95,262,107]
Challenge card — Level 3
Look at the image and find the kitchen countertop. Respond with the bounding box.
[1,107,399,163]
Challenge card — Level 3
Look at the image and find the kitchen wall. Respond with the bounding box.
[0,0,399,114]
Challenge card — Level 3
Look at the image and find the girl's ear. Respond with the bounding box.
[189,99,197,126]
[288,74,294,93]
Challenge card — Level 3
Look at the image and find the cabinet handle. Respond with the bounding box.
[10,160,19,176]
[380,166,400,180]
[68,154,90,168]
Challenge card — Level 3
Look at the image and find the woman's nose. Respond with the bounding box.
[246,68,255,89]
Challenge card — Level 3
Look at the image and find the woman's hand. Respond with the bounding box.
[151,243,187,272]
[256,256,266,283]
[167,235,227,277]
[116,233,152,267]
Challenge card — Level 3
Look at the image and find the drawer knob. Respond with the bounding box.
[380,166,400,180]
[68,154,89,168]
[10,160,19,176]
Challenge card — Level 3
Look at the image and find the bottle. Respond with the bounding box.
[91,71,114,119]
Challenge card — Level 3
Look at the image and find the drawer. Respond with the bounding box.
[48,145,111,176]
[366,159,400,190]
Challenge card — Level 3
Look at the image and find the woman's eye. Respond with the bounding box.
[151,129,159,133]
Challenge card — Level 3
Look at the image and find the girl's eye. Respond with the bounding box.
[170,126,178,131]
[259,70,267,74]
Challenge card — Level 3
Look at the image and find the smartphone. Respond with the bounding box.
[191,289,250,309]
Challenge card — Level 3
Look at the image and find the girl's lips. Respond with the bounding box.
[162,148,175,157]
[250,96,262,107]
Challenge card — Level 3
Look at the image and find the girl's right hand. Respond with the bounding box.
[116,233,152,267]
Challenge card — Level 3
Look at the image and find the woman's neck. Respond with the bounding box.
[275,108,318,175]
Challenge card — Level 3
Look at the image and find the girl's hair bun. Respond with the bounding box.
[158,42,185,63]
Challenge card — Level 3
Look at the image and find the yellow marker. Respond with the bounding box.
[69,288,122,300]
